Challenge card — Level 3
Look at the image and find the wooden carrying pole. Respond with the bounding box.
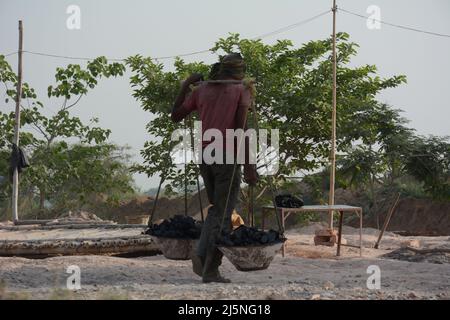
[12,20,23,223]
[328,0,337,229]
[188,115,204,222]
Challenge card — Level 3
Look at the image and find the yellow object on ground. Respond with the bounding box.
[232,210,245,229]
[201,205,244,229]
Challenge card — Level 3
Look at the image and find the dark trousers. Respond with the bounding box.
[197,163,241,277]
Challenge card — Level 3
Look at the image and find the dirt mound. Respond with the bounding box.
[105,190,209,223]
[58,210,104,222]
[0,221,14,227]
[350,197,450,236]
[383,247,450,264]
[107,187,450,237]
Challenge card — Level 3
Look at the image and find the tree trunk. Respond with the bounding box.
[38,189,45,219]
[370,176,379,229]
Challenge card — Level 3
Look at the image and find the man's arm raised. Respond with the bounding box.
[171,73,203,123]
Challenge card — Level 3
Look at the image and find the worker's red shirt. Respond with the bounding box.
[181,83,252,150]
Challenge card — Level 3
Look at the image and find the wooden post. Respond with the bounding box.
[336,211,344,256]
[374,193,401,249]
[328,0,337,229]
[12,20,23,224]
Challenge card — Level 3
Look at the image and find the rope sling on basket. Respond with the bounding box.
[144,120,204,260]
[216,91,287,272]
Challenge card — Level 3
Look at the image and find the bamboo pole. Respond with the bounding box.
[374,193,401,249]
[149,176,164,225]
[188,116,204,222]
[12,20,23,224]
[328,1,337,229]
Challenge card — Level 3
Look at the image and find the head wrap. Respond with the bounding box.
[216,53,246,80]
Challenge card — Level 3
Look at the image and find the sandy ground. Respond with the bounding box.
[1,224,449,300]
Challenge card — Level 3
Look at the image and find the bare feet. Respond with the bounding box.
[202,274,231,283]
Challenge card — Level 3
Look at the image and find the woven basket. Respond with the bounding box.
[154,237,198,260]
[218,241,284,271]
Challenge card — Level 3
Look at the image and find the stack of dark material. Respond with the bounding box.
[275,194,304,208]
[218,225,284,246]
[145,215,202,239]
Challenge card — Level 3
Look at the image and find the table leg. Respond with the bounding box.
[281,209,286,257]
[359,209,363,257]
[337,211,344,256]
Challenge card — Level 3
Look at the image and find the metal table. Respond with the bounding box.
[261,205,363,257]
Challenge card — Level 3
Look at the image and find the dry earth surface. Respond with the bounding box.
[0,223,449,300]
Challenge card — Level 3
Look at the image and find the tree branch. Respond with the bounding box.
[19,103,51,142]
[63,94,83,111]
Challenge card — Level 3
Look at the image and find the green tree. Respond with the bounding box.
[0,55,134,218]
[126,33,406,193]
[402,135,450,200]
[126,55,210,194]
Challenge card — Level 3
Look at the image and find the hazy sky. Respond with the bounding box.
[1,0,449,190]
